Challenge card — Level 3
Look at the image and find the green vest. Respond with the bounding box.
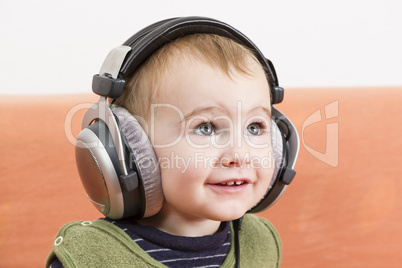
[46,214,281,268]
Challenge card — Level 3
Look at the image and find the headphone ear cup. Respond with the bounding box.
[111,105,164,218]
[75,120,127,219]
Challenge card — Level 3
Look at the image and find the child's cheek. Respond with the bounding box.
[244,133,272,149]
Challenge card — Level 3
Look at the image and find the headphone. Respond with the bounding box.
[75,16,300,220]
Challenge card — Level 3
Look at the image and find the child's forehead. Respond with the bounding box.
[154,55,271,112]
[147,35,270,110]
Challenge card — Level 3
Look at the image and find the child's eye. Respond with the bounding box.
[194,121,216,136]
[245,122,265,135]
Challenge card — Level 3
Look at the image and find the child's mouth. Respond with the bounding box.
[208,179,250,193]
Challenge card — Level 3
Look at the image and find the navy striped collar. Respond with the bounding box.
[105,217,230,252]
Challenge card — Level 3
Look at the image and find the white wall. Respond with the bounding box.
[1,0,401,95]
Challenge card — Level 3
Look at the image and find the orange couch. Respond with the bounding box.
[1,87,401,268]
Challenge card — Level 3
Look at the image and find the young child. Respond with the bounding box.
[47,17,298,268]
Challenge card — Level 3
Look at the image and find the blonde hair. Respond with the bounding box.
[115,34,265,124]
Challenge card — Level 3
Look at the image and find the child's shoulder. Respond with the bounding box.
[234,214,282,267]
[49,219,129,243]
[46,219,165,268]
[241,214,281,238]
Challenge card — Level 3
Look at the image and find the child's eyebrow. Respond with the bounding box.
[179,105,271,123]
[248,106,272,119]
[181,106,225,122]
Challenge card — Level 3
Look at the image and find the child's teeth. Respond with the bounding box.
[219,180,244,186]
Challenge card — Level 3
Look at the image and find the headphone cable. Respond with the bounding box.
[232,216,243,268]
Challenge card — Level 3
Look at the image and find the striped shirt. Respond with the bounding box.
[105,217,231,268]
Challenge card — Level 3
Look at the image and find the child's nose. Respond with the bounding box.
[220,156,250,168]
[218,142,251,168]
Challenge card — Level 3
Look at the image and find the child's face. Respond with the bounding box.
[149,56,274,222]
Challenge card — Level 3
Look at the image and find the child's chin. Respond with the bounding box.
[207,209,249,222]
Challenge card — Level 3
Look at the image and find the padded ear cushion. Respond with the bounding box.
[111,105,164,218]
[249,119,283,213]
[269,119,284,190]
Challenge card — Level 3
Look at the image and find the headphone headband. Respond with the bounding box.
[92,16,284,104]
